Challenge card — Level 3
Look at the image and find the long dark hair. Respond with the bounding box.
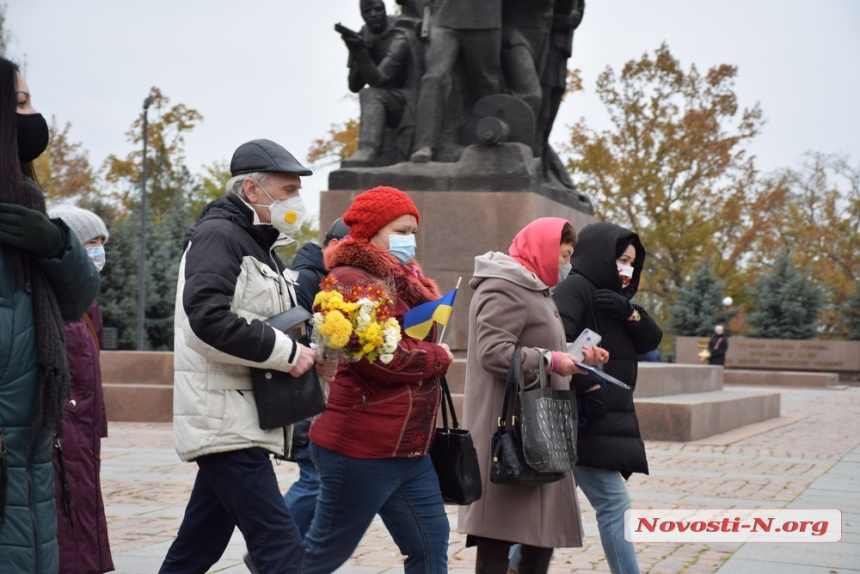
[0,57,25,280]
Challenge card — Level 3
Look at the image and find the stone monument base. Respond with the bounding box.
[329,143,594,213]
[320,186,597,351]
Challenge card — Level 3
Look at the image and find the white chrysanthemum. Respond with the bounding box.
[379,353,394,364]
[382,325,400,353]
[355,298,374,330]
[311,312,324,326]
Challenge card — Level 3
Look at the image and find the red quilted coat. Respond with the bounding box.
[309,239,451,458]
[52,302,114,574]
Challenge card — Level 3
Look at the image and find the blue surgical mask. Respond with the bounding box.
[380,231,416,264]
[558,263,571,284]
[87,245,106,272]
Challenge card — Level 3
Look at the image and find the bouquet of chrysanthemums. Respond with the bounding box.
[311,276,402,364]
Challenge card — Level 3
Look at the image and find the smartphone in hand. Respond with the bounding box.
[567,328,602,361]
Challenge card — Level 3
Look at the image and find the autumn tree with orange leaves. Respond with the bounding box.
[103,86,203,220]
[33,118,99,204]
[564,43,786,318]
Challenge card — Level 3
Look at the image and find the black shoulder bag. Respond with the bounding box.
[429,376,483,505]
[250,307,327,430]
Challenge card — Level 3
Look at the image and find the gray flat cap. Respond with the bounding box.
[230,139,313,176]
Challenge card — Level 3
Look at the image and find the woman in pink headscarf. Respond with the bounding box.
[457,217,608,574]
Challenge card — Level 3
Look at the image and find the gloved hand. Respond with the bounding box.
[594,288,634,320]
[0,202,64,257]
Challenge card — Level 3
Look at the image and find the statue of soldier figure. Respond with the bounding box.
[539,0,585,187]
[337,0,586,192]
[339,0,422,167]
[409,0,503,163]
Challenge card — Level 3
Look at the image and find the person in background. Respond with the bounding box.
[47,205,115,574]
[0,57,100,573]
[707,325,729,366]
[302,186,453,574]
[552,221,663,574]
[158,139,335,574]
[283,216,351,537]
[637,348,661,363]
[458,217,608,574]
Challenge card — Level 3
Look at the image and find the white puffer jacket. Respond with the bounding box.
[172,195,303,461]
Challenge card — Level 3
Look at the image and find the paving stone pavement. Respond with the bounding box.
[101,386,860,573]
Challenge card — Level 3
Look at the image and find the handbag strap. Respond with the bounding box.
[498,345,523,429]
[538,352,548,389]
[438,376,460,430]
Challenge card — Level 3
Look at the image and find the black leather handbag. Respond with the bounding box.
[489,346,568,486]
[250,307,327,430]
[429,376,483,505]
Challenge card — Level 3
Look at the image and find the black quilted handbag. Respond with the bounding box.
[430,376,483,505]
[489,346,571,486]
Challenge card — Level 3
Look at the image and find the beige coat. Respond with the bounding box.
[458,252,583,548]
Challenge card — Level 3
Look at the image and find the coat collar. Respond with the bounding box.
[325,238,441,307]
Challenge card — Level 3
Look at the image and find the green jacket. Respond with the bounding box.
[0,219,100,574]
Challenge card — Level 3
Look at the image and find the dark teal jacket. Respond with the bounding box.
[0,219,100,574]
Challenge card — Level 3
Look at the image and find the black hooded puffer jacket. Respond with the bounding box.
[553,221,663,478]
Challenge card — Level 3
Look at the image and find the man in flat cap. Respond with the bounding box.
[159,139,334,574]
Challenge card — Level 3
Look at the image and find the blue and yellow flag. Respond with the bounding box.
[403,288,458,340]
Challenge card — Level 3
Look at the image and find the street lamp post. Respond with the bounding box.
[137,95,155,351]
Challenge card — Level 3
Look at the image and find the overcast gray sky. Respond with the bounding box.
[6,1,860,221]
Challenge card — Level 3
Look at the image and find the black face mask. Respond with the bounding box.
[16,112,50,162]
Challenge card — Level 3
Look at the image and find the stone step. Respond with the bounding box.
[635,363,723,397]
[724,369,839,388]
[635,389,781,442]
[101,351,174,385]
[104,383,173,423]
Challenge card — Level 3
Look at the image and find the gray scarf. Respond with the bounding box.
[22,177,69,439]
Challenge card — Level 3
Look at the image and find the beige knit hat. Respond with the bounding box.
[48,205,110,244]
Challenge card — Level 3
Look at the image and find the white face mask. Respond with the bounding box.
[617,263,634,286]
[253,184,307,236]
[87,245,106,272]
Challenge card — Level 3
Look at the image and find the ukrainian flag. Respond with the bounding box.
[403,288,458,340]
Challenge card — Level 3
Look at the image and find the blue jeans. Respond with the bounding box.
[159,448,303,574]
[302,443,449,574]
[283,454,320,538]
[572,466,640,574]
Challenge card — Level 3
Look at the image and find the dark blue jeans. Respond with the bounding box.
[283,447,320,537]
[302,443,449,574]
[158,448,304,574]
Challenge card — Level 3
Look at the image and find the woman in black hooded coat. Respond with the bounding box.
[552,221,662,574]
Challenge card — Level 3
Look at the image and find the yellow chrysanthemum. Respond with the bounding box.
[359,322,384,355]
[314,290,345,311]
[317,310,352,349]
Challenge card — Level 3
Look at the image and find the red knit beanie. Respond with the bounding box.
[343,186,420,240]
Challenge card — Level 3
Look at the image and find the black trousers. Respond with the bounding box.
[159,447,304,574]
[475,539,553,574]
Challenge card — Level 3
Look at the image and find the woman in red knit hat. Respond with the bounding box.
[303,186,454,574]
